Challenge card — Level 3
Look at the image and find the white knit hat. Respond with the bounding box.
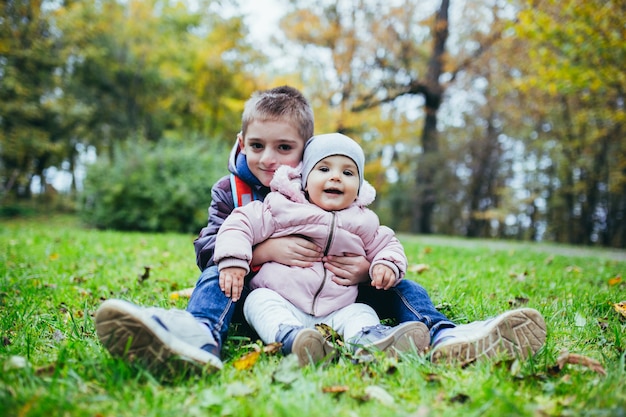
[301,133,365,193]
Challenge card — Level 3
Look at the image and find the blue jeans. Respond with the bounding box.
[186,265,455,349]
[355,279,456,339]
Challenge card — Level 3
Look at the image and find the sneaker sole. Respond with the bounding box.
[95,299,222,373]
[355,321,430,357]
[431,308,546,365]
[291,328,336,367]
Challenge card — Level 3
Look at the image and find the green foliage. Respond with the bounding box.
[2,217,626,416]
[0,1,66,198]
[80,138,228,233]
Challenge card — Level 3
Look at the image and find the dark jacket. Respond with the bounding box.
[193,141,270,270]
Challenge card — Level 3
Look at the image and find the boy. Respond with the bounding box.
[95,86,546,373]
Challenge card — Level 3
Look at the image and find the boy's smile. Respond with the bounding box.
[239,119,305,187]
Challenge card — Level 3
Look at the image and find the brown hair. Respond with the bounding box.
[241,86,314,142]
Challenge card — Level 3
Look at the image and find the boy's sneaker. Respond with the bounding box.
[430,308,546,366]
[277,325,336,367]
[95,299,223,374]
[350,321,430,358]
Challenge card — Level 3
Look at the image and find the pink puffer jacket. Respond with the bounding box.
[214,164,407,317]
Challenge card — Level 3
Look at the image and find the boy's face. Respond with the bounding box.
[305,155,359,212]
[239,119,305,187]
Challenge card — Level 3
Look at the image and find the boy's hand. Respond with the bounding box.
[252,236,322,268]
[219,267,246,301]
[326,253,371,286]
[370,264,396,290]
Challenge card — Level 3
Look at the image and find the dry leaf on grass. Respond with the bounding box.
[322,385,349,394]
[608,275,622,286]
[363,385,395,405]
[169,287,194,300]
[232,350,261,371]
[613,301,626,318]
[315,323,344,346]
[409,264,430,274]
[556,350,606,376]
[138,266,151,283]
[263,342,282,355]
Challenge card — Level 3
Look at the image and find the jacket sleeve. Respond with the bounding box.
[193,176,233,271]
[362,211,408,285]
[213,199,279,273]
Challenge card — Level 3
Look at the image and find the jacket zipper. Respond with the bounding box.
[310,212,336,315]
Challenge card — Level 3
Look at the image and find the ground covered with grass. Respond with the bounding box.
[1,216,625,416]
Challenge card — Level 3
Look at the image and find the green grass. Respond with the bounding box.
[1,216,625,417]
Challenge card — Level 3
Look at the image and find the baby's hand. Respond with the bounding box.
[370,264,396,290]
[219,267,246,301]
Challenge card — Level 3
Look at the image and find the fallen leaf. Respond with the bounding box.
[232,350,260,371]
[423,373,441,383]
[49,253,59,261]
[35,363,57,376]
[138,266,151,283]
[608,275,622,286]
[508,296,529,308]
[170,287,195,299]
[225,382,255,397]
[409,264,430,274]
[272,355,300,385]
[613,301,626,318]
[556,350,606,376]
[263,342,282,355]
[322,385,349,394]
[315,323,343,346]
[198,388,222,407]
[449,393,470,404]
[423,247,432,254]
[597,319,609,331]
[574,312,587,327]
[363,385,395,405]
[4,355,29,371]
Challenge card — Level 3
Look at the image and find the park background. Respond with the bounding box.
[1,0,625,247]
[2,2,626,416]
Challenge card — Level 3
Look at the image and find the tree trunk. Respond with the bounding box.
[411,0,449,234]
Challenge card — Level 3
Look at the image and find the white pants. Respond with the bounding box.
[244,288,381,344]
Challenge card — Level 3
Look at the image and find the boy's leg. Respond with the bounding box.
[357,279,456,338]
[95,298,222,373]
[430,308,546,366]
[186,265,248,348]
[95,266,229,373]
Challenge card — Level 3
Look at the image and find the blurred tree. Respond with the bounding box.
[1,0,257,205]
[512,0,626,246]
[279,0,508,234]
[0,0,65,199]
[54,0,256,158]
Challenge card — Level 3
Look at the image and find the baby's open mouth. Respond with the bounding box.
[324,189,343,194]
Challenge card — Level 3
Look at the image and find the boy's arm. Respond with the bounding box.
[252,236,322,268]
[194,176,234,271]
[324,254,371,285]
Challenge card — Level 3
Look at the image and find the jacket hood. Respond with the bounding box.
[270,164,376,207]
[227,139,241,176]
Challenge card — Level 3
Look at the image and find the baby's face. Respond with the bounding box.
[239,119,305,187]
[305,155,359,211]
